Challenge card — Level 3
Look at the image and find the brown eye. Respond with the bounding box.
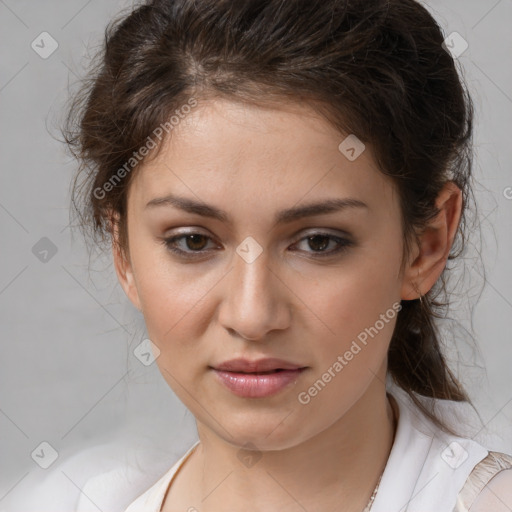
[183,234,209,251]
[162,233,217,258]
[162,231,353,261]
[306,234,331,252]
[291,232,354,258]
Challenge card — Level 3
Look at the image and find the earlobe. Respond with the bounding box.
[400,181,462,301]
[109,210,142,312]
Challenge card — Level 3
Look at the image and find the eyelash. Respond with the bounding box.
[161,232,354,260]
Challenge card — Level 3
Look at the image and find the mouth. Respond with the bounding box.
[210,366,308,398]
[211,357,307,374]
[226,369,289,374]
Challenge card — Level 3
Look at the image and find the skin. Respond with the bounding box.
[112,97,463,512]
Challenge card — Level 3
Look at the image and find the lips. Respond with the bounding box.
[212,357,306,373]
[214,369,306,397]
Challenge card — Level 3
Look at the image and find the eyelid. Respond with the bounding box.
[299,227,353,239]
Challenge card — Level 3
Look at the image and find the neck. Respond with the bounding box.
[169,375,397,512]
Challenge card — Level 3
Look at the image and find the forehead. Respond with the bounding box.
[128,97,398,218]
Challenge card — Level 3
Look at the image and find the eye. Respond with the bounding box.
[161,231,353,260]
[290,232,354,258]
[162,233,218,259]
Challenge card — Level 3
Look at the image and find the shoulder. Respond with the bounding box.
[387,391,512,507]
[74,442,183,512]
[469,468,512,511]
[3,444,121,511]
[18,440,171,512]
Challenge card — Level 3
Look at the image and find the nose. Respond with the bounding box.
[218,245,290,341]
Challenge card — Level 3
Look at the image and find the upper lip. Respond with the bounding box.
[212,358,306,373]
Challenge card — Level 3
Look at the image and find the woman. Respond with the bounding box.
[62,0,512,510]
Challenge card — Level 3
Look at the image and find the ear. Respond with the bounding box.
[109,210,143,311]
[400,181,463,300]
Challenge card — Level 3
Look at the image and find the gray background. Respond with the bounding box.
[1,0,511,510]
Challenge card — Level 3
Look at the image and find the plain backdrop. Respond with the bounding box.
[1,0,511,510]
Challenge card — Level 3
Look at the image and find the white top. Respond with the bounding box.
[122,391,493,512]
[15,389,510,512]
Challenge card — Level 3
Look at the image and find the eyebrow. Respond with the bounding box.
[145,193,368,225]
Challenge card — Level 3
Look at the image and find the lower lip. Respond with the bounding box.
[212,368,307,398]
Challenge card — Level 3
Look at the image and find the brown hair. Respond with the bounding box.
[62,0,482,434]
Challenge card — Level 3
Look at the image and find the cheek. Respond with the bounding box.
[135,262,210,397]
[129,241,195,337]
[293,273,399,426]
[130,244,224,375]
[297,248,401,378]
[138,273,209,348]
[302,256,400,338]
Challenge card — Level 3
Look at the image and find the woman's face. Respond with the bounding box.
[115,97,415,450]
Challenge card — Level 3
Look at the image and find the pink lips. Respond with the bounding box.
[211,357,308,398]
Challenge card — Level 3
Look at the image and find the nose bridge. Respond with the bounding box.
[220,240,287,339]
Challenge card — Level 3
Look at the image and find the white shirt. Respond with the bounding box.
[13,387,511,512]
[122,390,493,512]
